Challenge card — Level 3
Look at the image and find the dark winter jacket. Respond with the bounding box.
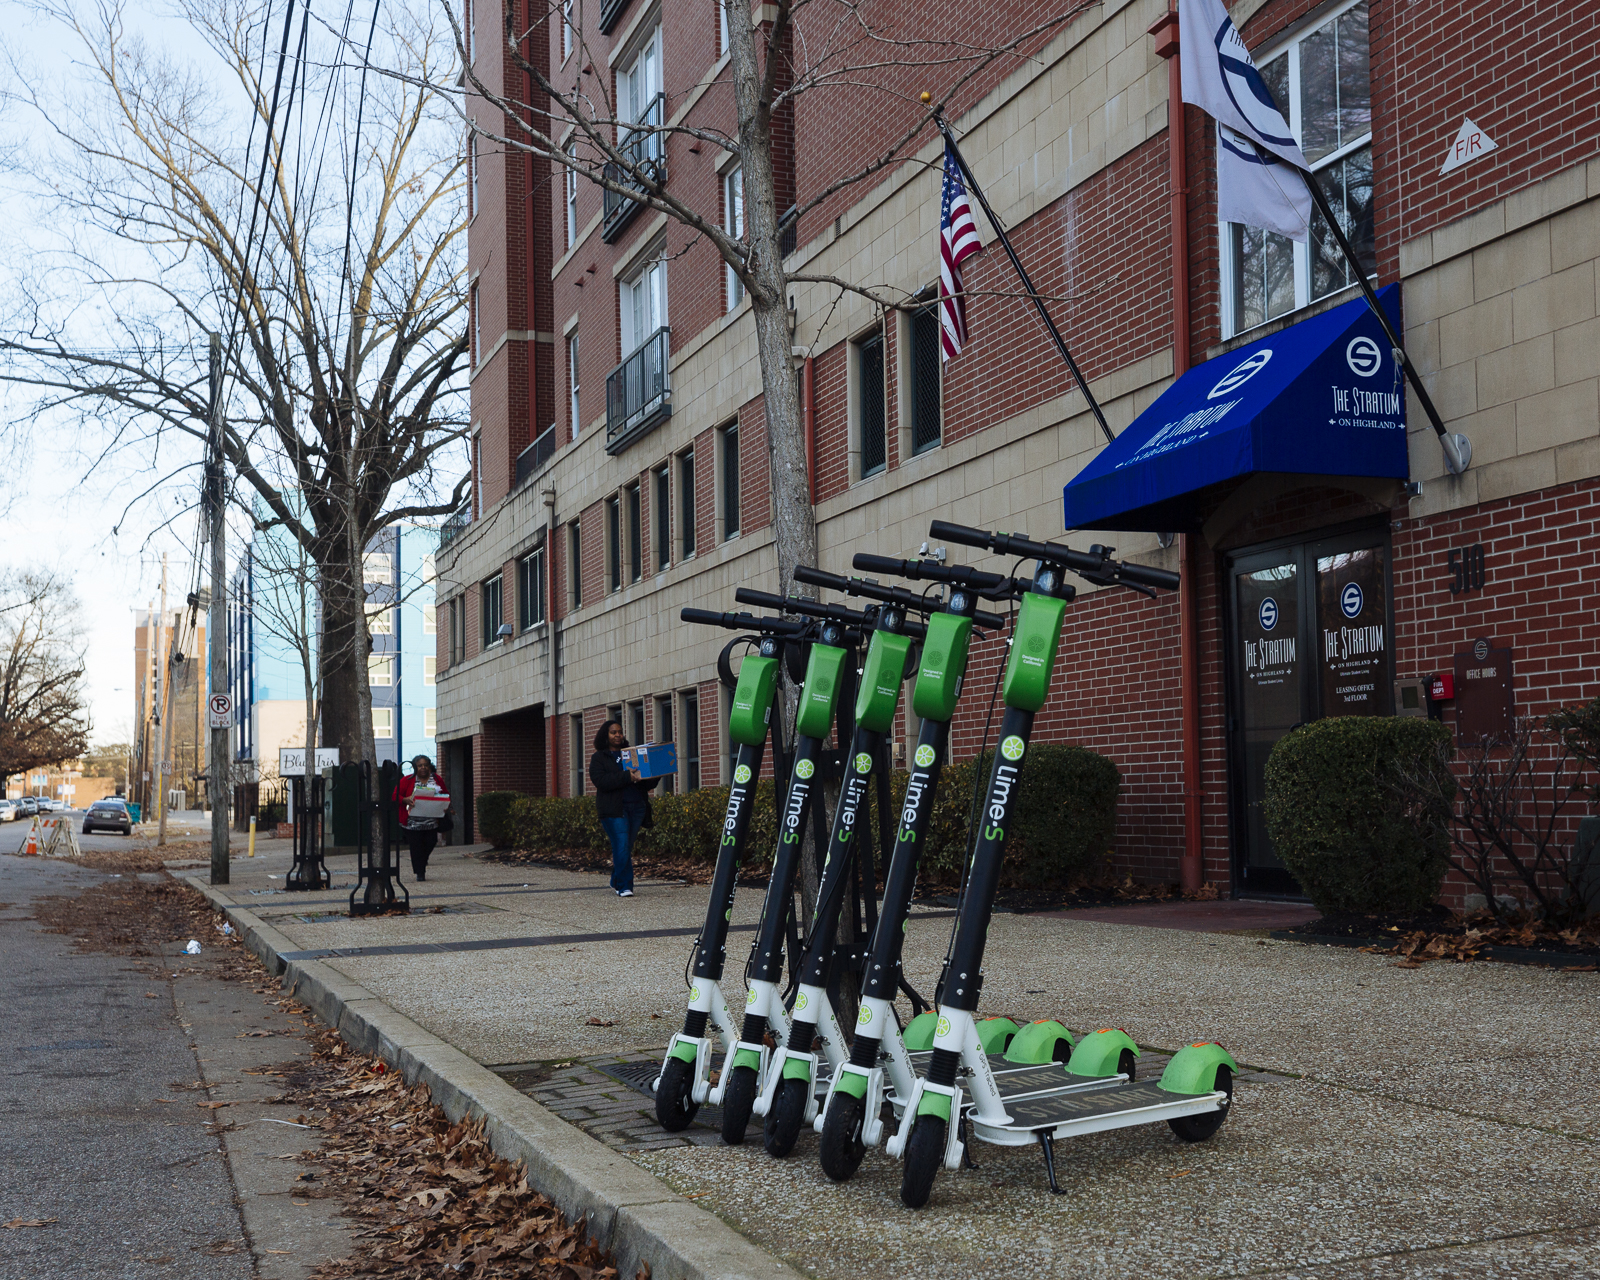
[589,750,658,819]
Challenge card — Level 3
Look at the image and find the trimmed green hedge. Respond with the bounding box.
[496,740,1120,888]
[476,791,523,849]
[1263,716,1455,914]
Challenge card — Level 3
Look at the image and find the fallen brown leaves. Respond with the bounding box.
[281,1029,620,1280]
[30,874,248,970]
[2,1217,57,1229]
[1376,919,1600,968]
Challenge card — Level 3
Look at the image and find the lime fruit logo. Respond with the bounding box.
[795,991,809,1012]
[689,986,700,1002]
[796,758,815,780]
[914,744,936,769]
[746,988,757,1005]
[734,764,752,784]
[854,752,872,774]
[936,1016,952,1039]
[1000,735,1025,762]
[857,1005,873,1026]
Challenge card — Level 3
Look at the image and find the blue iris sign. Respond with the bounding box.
[1341,582,1364,619]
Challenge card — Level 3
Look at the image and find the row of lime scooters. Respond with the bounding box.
[650,520,1237,1207]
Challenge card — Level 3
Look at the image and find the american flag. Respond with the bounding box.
[939,141,982,361]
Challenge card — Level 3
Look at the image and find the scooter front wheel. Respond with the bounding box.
[719,1064,758,1145]
[763,1076,809,1158]
[655,1056,700,1132]
[818,1093,867,1182]
[1168,1065,1232,1143]
[900,1114,946,1208]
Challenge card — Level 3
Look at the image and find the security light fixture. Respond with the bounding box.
[497,622,514,641]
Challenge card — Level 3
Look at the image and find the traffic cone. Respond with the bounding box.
[23,819,38,856]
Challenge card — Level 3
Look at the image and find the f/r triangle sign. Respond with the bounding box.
[1440,117,1498,175]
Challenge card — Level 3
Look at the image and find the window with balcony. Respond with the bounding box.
[855,329,886,478]
[626,482,642,581]
[607,257,670,452]
[654,464,671,570]
[719,423,739,540]
[479,573,503,649]
[725,167,744,310]
[679,448,695,558]
[1222,0,1373,337]
[601,28,664,242]
[518,548,545,629]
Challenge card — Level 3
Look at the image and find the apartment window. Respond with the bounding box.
[681,690,700,791]
[724,167,744,310]
[470,282,480,367]
[909,305,941,455]
[620,256,666,356]
[654,694,675,794]
[368,655,394,687]
[423,707,437,736]
[653,464,671,570]
[719,423,739,540]
[679,448,696,557]
[479,573,503,649]
[564,143,578,247]
[716,0,728,55]
[606,496,622,592]
[423,656,437,687]
[625,482,642,582]
[518,548,546,629]
[469,133,479,219]
[567,332,580,436]
[569,714,584,795]
[424,604,437,637]
[367,605,393,636]
[621,27,661,129]
[447,597,463,663]
[560,0,573,59]
[463,0,473,64]
[373,707,394,739]
[362,551,391,584]
[568,521,583,607]
[629,700,646,749]
[1224,0,1373,336]
[856,329,886,478]
[421,554,436,583]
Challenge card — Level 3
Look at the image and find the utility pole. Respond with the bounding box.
[207,332,230,885]
[155,556,169,847]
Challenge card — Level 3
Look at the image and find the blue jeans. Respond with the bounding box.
[601,808,644,891]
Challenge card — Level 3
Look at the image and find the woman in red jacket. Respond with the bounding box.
[394,755,451,880]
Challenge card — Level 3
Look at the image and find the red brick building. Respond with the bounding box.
[437,0,1600,898]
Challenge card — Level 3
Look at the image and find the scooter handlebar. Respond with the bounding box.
[793,563,933,615]
[680,607,808,636]
[732,587,927,640]
[926,520,1180,593]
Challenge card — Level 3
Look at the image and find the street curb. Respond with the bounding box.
[185,877,804,1280]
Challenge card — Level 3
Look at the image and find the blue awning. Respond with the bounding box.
[1062,285,1410,532]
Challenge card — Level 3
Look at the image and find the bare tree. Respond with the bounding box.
[0,0,469,768]
[0,573,91,781]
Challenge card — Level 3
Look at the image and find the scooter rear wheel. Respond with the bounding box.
[900,1114,946,1208]
[818,1093,867,1182]
[1167,1065,1232,1142]
[763,1076,809,1158]
[655,1056,700,1132]
[719,1064,758,1145]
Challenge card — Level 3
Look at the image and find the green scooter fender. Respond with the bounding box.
[902,1011,939,1052]
[975,1017,1018,1055]
[1158,1042,1239,1094]
[1005,1019,1075,1064]
[1066,1027,1139,1077]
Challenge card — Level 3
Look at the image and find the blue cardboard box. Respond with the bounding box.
[623,742,678,779]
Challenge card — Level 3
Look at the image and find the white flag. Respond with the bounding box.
[1216,124,1311,242]
[1180,0,1308,170]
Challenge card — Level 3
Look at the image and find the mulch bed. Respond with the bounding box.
[1273,905,1600,969]
[932,876,1223,914]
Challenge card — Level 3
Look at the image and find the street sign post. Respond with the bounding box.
[208,693,234,728]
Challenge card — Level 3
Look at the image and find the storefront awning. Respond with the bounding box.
[1061,286,1410,532]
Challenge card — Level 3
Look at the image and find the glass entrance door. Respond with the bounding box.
[1225,526,1393,896]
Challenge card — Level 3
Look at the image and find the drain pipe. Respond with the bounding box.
[1151,6,1205,894]
[544,485,559,799]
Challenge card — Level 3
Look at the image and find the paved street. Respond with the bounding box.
[0,851,351,1279]
[200,839,1600,1279]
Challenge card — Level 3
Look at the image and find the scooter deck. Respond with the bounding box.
[995,1079,1223,1136]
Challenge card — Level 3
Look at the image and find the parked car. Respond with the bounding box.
[37,798,60,813]
[0,800,15,821]
[83,799,133,836]
[17,797,38,817]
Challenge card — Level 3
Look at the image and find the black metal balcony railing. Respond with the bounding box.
[601,95,666,243]
[779,204,799,258]
[439,504,471,549]
[515,424,557,488]
[597,0,631,33]
[605,325,671,454]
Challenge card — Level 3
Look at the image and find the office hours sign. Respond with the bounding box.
[1317,546,1390,715]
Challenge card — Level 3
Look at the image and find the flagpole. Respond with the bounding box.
[926,97,1115,445]
[1297,169,1471,474]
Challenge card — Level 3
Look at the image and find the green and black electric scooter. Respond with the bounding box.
[653,606,809,1136]
[733,580,929,1158]
[890,521,1240,1207]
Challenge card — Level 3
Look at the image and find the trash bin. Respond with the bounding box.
[127,802,142,823]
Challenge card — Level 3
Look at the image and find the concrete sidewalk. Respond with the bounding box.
[191,841,1600,1279]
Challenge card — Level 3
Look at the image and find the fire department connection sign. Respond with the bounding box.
[208,693,233,728]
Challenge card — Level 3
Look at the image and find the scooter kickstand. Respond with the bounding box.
[1036,1131,1066,1195]
[959,1114,978,1168]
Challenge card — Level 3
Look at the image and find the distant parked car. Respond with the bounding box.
[83,799,133,836]
[0,800,15,821]
[17,797,38,817]
[38,798,60,813]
